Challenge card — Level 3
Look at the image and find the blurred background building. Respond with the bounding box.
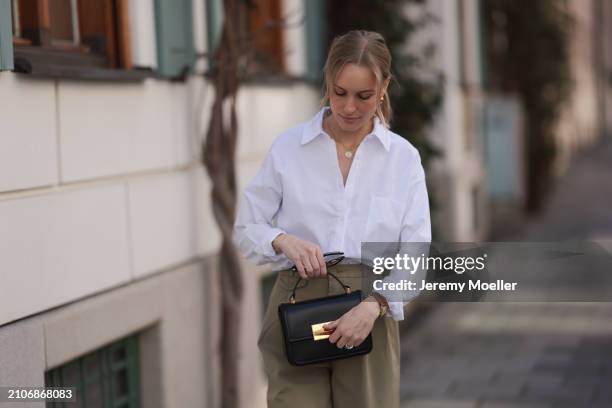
[428,0,612,241]
[0,1,610,407]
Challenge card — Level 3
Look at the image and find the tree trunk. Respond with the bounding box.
[202,0,245,407]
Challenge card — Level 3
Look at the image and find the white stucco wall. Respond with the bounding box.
[1,8,320,408]
[0,70,319,326]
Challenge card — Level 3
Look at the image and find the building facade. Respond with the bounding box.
[0,0,322,407]
[429,0,612,240]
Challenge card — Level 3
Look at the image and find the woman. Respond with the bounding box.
[234,30,431,408]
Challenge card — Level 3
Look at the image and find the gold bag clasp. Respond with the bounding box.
[311,321,334,341]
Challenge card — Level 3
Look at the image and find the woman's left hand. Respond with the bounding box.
[324,301,380,349]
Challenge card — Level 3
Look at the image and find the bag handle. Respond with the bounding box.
[289,252,351,304]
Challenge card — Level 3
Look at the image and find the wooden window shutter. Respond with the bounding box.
[249,0,284,73]
[304,0,326,82]
[1,0,15,70]
[154,0,195,78]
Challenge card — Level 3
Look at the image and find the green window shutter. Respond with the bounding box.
[154,0,195,78]
[0,0,14,71]
[205,0,224,56]
[304,0,326,82]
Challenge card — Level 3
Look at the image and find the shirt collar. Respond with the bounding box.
[301,108,391,152]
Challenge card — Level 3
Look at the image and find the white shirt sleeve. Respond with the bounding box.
[233,148,287,265]
[386,161,432,321]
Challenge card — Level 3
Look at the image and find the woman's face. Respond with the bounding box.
[328,63,386,135]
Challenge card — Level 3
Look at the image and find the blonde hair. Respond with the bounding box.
[321,30,393,128]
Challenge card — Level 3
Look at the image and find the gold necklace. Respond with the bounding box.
[336,140,359,159]
[325,117,364,160]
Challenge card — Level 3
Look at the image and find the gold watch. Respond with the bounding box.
[369,292,389,318]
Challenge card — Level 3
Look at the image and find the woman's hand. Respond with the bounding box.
[272,234,327,279]
[324,301,380,349]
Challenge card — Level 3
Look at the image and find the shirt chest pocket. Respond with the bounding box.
[364,196,404,242]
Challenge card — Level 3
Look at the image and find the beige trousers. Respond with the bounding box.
[257,264,400,408]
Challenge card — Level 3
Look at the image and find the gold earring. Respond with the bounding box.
[380,95,384,102]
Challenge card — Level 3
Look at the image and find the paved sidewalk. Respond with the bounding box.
[399,302,612,408]
[399,137,612,408]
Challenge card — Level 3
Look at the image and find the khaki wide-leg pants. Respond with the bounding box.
[257,264,400,408]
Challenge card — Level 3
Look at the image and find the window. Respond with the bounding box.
[247,0,285,75]
[45,334,141,408]
[48,0,81,48]
[11,0,135,78]
[205,0,285,75]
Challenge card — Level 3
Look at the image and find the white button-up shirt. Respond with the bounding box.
[234,108,431,320]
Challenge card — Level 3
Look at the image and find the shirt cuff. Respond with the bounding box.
[387,301,405,321]
[262,228,286,257]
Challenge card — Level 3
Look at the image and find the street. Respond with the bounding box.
[400,137,612,408]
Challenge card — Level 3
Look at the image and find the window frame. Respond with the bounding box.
[10,0,152,81]
[45,334,141,408]
[205,0,325,84]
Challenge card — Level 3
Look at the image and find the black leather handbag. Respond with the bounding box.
[277,252,373,366]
